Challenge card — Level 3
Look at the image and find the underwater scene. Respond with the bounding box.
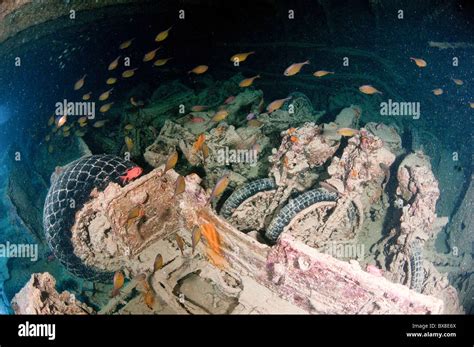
[0,0,472,315]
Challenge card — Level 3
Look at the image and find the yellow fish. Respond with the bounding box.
[470,102,474,109]
[48,115,54,126]
[202,142,209,161]
[82,92,92,101]
[188,65,208,75]
[124,124,134,131]
[143,47,161,62]
[359,85,382,95]
[212,109,229,122]
[125,136,134,152]
[192,134,206,153]
[432,88,443,96]
[175,234,185,255]
[144,290,155,310]
[93,120,108,128]
[209,173,230,203]
[239,75,260,88]
[108,56,121,70]
[284,60,309,76]
[164,151,178,173]
[122,68,138,78]
[78,116,87,124]
[74,74,86,90]
[119,38,134,50]
[248,119,263,127]
[313,70,334,77]
[153,253,163,272]
[155,26,172,42]
[174,176,186,197]
[452,78,463,86]
[99,88,113,101]
[56,115,67,128]
[337,127,359,137]
[266,97,291,113]
[153,57,172,67]
[192,227,202,254]
[106,77,117,85]
[79,121,87,128]
[410,57,427,68]
[100,102,114,113]
[230,51,255,63]
[111,270,125,297]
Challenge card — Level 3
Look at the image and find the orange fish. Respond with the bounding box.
[143,47,161,62]
[191,105,208,112]
[144,290,155,309]
[359,85,382,95]
[284,60,309,76]
[202,142,209,161]
[188,65,208,75]
[432,88,443,96]
[153,57,172,67]
[111,270,125,298]
[164,151,178,173]
[174,176,186,197]
[120,166,143,184]
[410,57,427,67]
[155,26,172,42]
[283,155,289,168]
[176,234,185,255]
[230,51,255,63]
[192,134,205,153]
[56,115,67,128]
[153,253,163,272]
[290,135,298,143]
[239,75,260,88]
[200,223,225,268]
[119,38,134,49]
[126,206,145,228]
[288,127,296,134]
[313,70,334,77]
[212,109,229,122]
[266,97,291,113]
[209,173,230,203]
[108,56,121,70]
[74,74,86,90]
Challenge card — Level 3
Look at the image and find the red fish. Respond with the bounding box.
[120,166,143,184]
[190,116,205,123]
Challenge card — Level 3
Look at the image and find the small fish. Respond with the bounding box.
[119,38,134,49]
[284,60,309,76]
[124,124,134,131]
[155,26,172,42]
[130,97,144,107]
[230,51,255,63]
[190,116,205,123]
[313,70,334,77]
[126,206,145,227]
[120,166,143,184]
[164,151,178,173]
[266,97,291,113]
[337,128,359,137]
[174,175,186,197]
[144,290,155,309]
[56,115,67,128]
[106,77,117,85]
[79,121,87,128]
[209,173,230,203]
[143,47,161,62]
[74,74,86,90]
[192,134,206,153]
[48,115,54,126]
[99,88,113,101]
[224,95,236,104]
[191,105,208,112]
[248,119,263,127]
[452,78,463,86]
[188,65,208,75]
[100,102,114,113]
[432,88,443,96]
[290,135,298,143]
[200,223,225,268]
[212,109,229,122]
[93,120,108,128]
[111,270,125,298]
[125,136,134,152]
[246,113,255,121]
[359,85,382,95]
[192,227,202,254]
[45,134,51,142]
[176,234,185,255]
[48,145,54,153]
[78,116,87,124]
[470,102,474,109]
[153,57,172,67]
[239,75,260,87]
[75,130,86,137]
[202,142,209,161]
[410,57,427,67]
[283,156,289,168]
[153,254,163,272]
[108,56,121,70]
[319,181,339,194]
[122,68,138,78]
[63,131,70,137]
[82,92,92,100]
